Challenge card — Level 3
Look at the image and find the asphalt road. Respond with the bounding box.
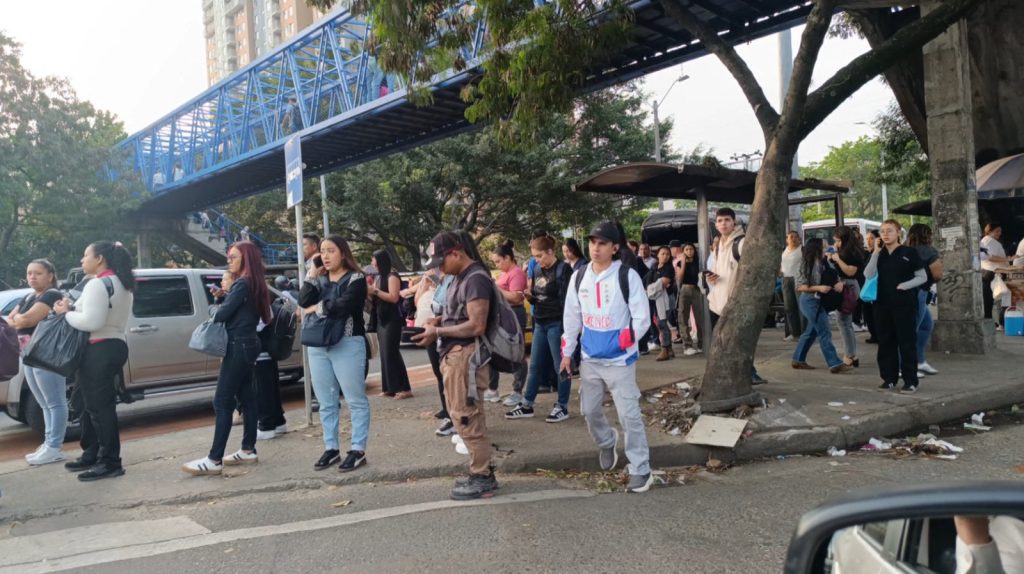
[3,414,1020,573]
[0,347,432,459]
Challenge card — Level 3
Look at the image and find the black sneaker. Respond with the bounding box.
[65,457,97,473]
[435,418,457,436]
[338,450,366,473]
[450,472,499,500]
[505,404,535,419]
[77,462,125,482]
[878,381,896,390]
[314,449,340,471]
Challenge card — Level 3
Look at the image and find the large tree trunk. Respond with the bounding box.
[699,142,796,411]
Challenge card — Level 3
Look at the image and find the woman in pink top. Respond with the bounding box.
[487,240,529,405]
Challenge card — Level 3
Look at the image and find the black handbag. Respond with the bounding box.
[300,273,352,348]
[21,314,89,377]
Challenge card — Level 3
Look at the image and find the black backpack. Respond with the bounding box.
[260,297,297,361]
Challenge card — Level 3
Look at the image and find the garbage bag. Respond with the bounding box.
[21,315,89,377]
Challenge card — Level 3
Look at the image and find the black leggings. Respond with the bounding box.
[78,339,129,466]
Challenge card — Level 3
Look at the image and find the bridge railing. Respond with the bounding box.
[120,2,488,198]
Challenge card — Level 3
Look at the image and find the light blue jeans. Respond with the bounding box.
[916,289,934,364]
[793,294,843,369]
[307,336,369,452]
[23,363,68,448]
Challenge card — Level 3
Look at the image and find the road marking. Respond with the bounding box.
[4,489,594,573]
[0,517,210,567]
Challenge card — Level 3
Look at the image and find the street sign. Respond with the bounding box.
[285,135,303,208]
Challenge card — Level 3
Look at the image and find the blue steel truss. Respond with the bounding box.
[123,0,814,215]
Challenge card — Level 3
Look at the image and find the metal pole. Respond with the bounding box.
[654,100,666,211]
[319,175,330,235]
[295,203,313,427]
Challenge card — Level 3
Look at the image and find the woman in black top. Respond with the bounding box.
[183,241,271,475]
[675,243,705,355]
[368,250,412,399]
[646,246,676,361]
[864,220,927,393]
[9,259,67,465]
[506,235,573,423]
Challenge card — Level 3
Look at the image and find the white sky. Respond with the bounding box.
[4,2,891,165]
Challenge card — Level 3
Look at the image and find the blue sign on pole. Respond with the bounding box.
[285,135,303,208]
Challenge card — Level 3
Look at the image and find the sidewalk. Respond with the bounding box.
[1,328,1022,520]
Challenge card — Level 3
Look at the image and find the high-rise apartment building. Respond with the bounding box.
[203,0,328,85]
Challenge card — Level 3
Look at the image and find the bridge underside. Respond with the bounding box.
[138,0,813,216]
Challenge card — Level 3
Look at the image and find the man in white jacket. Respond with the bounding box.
[560,221,653,493]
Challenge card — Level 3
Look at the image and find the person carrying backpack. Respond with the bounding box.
[505,235,573,423]
[559,222,654,494]
[413,231,506,500]
[791,238,853,374]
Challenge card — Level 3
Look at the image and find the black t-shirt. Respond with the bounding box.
[531,261,570,324]
[16,289,62,336]
[678,259,699,286]
[915,245,940,291]
[876,246,924,307]
[646,263,676,296]
[441,262,493,356]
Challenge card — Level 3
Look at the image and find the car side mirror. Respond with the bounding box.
[784,482,1024,574]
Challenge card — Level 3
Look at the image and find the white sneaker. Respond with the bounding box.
[223,450,259,466]
[27,446,65,466]
[256,429,278,441]
[683,348,699,356]
[24,444,46,461]
[502,392,523,407]
[483,389,501,403]
[917,362,938,375]
[182,457,223,476]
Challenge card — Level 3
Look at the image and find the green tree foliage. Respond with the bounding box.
[801,102,929,223]
[0,32,138,288]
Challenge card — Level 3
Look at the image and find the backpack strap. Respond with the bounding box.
[731,234,744,263]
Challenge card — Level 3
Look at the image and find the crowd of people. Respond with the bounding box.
[5,210,1011,499]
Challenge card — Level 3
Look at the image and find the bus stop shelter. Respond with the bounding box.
[573,162,851,343]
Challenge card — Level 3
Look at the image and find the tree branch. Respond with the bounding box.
[799,0,982,140]
[660,0,780,134]
[778,0,837,139]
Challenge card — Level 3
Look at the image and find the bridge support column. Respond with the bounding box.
[136,232,153,269]
[923,0,994,355]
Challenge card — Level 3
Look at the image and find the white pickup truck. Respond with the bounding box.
[0,268,302,436]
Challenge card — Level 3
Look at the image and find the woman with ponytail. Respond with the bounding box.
[54,241,135,481]
[183,241,270,476]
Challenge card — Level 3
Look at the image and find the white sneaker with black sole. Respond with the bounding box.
[545,405,569,423]
[435,418,457,436]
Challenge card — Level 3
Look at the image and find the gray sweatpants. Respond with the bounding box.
[579,361,650,476]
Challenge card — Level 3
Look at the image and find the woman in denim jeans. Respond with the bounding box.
[299,235,370,473]
[791,239,854,375]
[183,241,270,476]
[505,235,573,424]
[9,259,67,466]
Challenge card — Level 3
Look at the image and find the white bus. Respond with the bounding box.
[801,218,881,245]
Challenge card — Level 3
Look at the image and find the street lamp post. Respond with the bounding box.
[653,69,689,211]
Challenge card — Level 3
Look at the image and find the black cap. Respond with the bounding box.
[587,221,621,244]
[424,232,464,269]
[668,240,682,248]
